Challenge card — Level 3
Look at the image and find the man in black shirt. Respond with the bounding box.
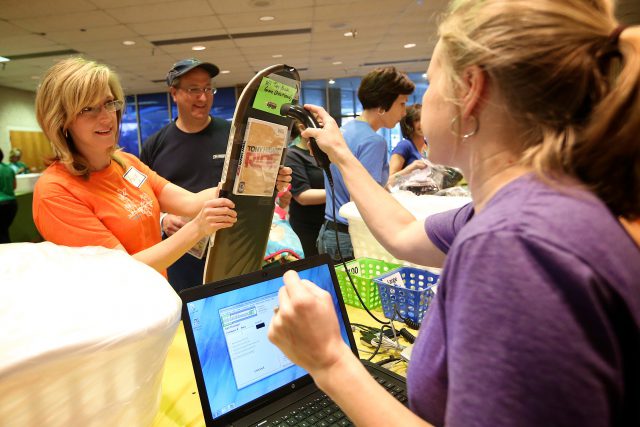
[140,58,230,292]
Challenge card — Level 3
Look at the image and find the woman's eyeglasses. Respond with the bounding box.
[181,87,217,96]
[79,100,124,118]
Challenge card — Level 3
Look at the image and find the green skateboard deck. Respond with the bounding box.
[203,65,301,283]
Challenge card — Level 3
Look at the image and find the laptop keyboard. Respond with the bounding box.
[257,374,407,427]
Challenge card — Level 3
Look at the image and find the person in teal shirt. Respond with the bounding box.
[0,148,18,243]
[9,148,30,175]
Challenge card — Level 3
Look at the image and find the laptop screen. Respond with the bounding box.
[184,260,352,421]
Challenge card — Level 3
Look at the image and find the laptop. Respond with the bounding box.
[180,254,408,427]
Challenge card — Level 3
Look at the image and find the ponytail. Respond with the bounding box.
[574,27,640,219]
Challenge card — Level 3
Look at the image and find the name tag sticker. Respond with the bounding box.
[212,154,226,160]
[123,166,147,188]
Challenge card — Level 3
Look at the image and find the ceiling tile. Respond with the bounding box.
[128,16,223,36]
[89,0,175,8]
[218,7,311,29]
[0,0,96,20]
[0,0,638,94]
[0,21,32,38]
[13,11,119,33]
[207,0,313,15]
[233,33,310,48]
[1,35,63,56]
[105,0,214,24]
[45,25,140,44]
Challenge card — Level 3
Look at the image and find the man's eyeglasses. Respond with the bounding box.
[180,87,217,96]
[79,100,124,118]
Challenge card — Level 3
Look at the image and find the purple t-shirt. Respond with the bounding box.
[410,174,640,426]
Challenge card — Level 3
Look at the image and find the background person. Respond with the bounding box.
[395,104,428,165]
[32,57,238,276]
[318,67,414,261]
[139,58,231,291]
[284,122,326,257]
[140,58,292,291]
[0,148,17,243]
[9,148,30,175]
[269,1,640,425]
[386,103,429,188]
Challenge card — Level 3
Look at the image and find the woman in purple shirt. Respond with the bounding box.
[268,1,640,426]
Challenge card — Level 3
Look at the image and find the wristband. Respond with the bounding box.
[159,212,168,233]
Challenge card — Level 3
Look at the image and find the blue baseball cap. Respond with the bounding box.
[166,58,220,86]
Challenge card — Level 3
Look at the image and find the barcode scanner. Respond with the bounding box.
[280,103,333,186]
[281,103,382,324]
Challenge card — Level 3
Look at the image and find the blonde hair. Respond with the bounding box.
[438,0,640,219]
[35,57,125,177]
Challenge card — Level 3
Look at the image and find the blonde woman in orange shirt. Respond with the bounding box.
[33,57,290,276]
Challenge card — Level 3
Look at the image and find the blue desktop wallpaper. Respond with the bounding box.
[186,264,350,420]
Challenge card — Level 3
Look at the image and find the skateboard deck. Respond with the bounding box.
[203,64,301,283]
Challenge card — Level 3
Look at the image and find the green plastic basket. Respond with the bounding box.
[334,258,402,309]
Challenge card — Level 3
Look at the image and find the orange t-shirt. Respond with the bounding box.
[33,152,169,256]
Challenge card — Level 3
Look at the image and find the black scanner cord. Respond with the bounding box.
[281,103,390,325]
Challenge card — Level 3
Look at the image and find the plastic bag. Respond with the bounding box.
[435,186,470,197]
[264,216,304,266]
[390,159,464,195]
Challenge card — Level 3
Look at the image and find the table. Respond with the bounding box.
[152,307,412,426]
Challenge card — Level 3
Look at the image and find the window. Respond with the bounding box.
[334,77,362,119]
[212,87,236,121]
[138,93,171,143]
[119,95,140,156]
[300,80,326,108]
[120,72,428,158]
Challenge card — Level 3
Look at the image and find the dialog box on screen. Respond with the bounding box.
[219,293,293,389]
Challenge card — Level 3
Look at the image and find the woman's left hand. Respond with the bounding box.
[194,198,237,235]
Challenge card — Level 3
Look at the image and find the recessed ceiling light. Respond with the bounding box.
[343,31,353,37]
[272,54,283,58]
[122,40,136,46]
[404,43,416,48]
[192,45,206,51]
[220,70,230,74]
[332,61,342,65]
[0,56,10,62]
[259,16,275,21]
[328,79,336,85]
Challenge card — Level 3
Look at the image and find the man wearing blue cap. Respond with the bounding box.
[140,58,230,292]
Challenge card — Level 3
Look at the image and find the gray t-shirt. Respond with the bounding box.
[410,174,640,426]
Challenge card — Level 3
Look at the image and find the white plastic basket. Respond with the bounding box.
[340,192,470,270]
